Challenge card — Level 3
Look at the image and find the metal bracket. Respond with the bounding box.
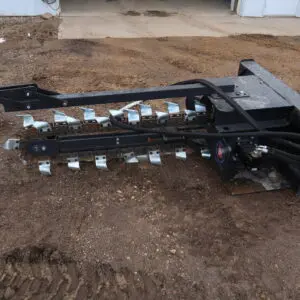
[210,91,249,99]
[139,104,152,117]
[156,111,169,124]
[80,107,96,121]
[38,160,51,176]
[124,109,140,125]
[165,102,180,114]
[184,109,197,122]
[3,139,20,150]
[80,107,111,127]
[123,152,139,164]
[194,102,206,113]
[148,150,162,165]
[53,110,80,125]
[16,114,51,132]
[175,148,187,160]
[95,155,108,170]
[67,157,80,170]
[109,109,124,119]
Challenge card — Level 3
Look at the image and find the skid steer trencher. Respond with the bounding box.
[2,60,300,195]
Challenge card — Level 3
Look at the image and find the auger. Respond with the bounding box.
[2,59,300,194]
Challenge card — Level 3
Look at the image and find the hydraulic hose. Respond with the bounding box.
[269,153,300,166]
[172,79,262,131]
[109,116,300,140]
[270,148,300,162]
[110,78,300,164]
[271,138,300,152]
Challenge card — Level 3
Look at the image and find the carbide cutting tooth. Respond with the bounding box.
[53,110,80,124]
[184,109,197,121]
[38,160,51,176]
[124,109,140,125]
[165,102,180,114]
[3,139,20,150]
[148,150,162,165]
[16,114,34,127]
[175,148,187,161]
[123,152,139,164]
[95,117,111,127]
[156,111,169,124]
[80,107,96,121]
[16,114,51,132]
[67,157,80,170]
[80,107,111,126]
[109,109,124,119]
[201,149,211,159]
[195,102,206,113]
[139,104,152,117]
[95,155,108,170]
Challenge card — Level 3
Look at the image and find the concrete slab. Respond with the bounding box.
[58,0,300,39]
[59,14,300,39]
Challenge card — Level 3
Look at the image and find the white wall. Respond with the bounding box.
[0,0,60,16]
[238,0,300,17]
[237,0,265,17]
[264,0,299,16]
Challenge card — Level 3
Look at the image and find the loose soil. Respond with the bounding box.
[0,17,300,299]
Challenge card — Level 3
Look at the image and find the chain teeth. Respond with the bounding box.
[31,148,189,174]
[95,155,108,170]
[139,104,153,117]
[175,148,187,161]
[9,100,204,176]
[16,114,51,132]
[38,160,51,176]
[16,114,34,127]
[155,111,169,124]
[80,107,111,127]
[123,152,139,164]
[3,139,20,150]
[53,110,80,124]
[148,150,162,165]
[109,109,124,119]
[195,103,206,113]
[67,157,80,170]
[14,102,206,140]
[80,107,96,121]
[124,109,140,125]
[165,102,180,114]
[184,109,197,121]
[95,117,111,127]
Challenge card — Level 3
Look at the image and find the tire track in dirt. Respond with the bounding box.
[0,246,166,300]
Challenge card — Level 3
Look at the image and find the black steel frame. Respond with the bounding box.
[24,132,186,157]
[0,79,234,112]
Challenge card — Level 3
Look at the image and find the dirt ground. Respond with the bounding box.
[0,17,300,299]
